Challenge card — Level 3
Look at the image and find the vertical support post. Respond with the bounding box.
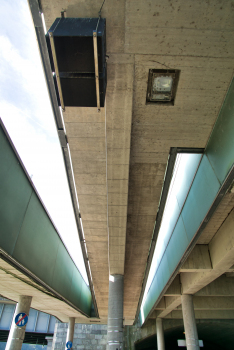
[45,336,53,350]
[181,295,200,350]
[156,318,165,350]
[6,295,32,350]
[48,31,65,111]
[93,30,101,111]
[107,275,124,350]
[65,317,75,350]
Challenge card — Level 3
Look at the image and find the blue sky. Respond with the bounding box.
[0,0,88,283]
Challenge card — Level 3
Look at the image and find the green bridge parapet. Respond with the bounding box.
[140,78,234,326]
[0,119,92,317]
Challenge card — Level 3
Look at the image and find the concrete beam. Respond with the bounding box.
[177,296,234,310]
[155,210,234,318]
[165,310,234,319]
[227,264,234,272]
[164,275,181,296]
[155,298,166,310]
[181,209,234,295]
[180,245,212,272]
[155,296,182,318]
[196,275,234,296]
[209,209,234,271]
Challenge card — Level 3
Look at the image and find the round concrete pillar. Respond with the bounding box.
[65,317,75,350]
[156,318,165,350]
[107,275,124,350]
[181,294,200,350]
[6,295,32,350]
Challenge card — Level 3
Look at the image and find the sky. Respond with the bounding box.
[0,0,88,284]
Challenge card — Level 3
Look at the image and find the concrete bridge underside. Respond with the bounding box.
[0,0,234,333]
[39,0,234,325]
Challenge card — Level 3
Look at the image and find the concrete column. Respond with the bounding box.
[65,317,75,349]
[181,294,200,350]
[156,318,165,350]
[45,336,53,350]
[6,295,32,350]
[107,275,124,350]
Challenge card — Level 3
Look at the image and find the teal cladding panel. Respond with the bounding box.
[0,122,92,317]
[175,154,202,210]
[0,128,33,254]
[69,267,83,308]
[13,192,60,284]
[206,78,234,184]
[181,155,220,242]
[140,78,234,326]
[52,242,74,298]
[166,216,189,272]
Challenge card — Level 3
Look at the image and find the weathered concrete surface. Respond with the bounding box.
[39,0,234,324]
[180,245,212,272]
[156,318,165,350]
[181,295,200,350]
[153,208,234,319]
[107,275,124,350]
[6,296,32,350]
[0,258,86,322]
[63,107,109,318]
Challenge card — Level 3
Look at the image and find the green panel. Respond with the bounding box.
[140,79,234,326]
[69,267,83,309]
[52,241,74,298]
[175,154,202,210]
[181,155,220,241]
[0,123,92,316]
[13,192,60,285]
[166,216,189,273]
[0,127,15,178]
[80,277,92,314]
[162,198,180,245]
[206,78,234,184]
[0,127,32,254]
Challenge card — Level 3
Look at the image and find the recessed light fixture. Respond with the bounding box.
[146,69,180,105]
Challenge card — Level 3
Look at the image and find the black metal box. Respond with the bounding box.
[46,18,106,107]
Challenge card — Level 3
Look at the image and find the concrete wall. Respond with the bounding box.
[52,318,234,350]
[52,319,180,350]
[52,322,107,350]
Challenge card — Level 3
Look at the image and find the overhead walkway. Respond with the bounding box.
[0,119,95,322]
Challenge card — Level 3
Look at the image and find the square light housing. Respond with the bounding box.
[146,69,180,105]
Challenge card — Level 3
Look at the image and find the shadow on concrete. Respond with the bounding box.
[135,321,234,350]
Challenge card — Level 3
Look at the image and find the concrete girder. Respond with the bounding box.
[164,275,181,296]
[165,310,234,320]
[177,296,234,310]
[156,296,234,311]
[154,209,234,318]
[179,245,212,272]
[196,275,234,297]
[181,209,234,295]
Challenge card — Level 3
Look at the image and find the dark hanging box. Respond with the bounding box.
[46,18,107,107]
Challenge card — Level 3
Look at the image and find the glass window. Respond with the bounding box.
[48,316,56,333]
[0,304,15,330]
[35,312,50,333]
[26,308,38,332]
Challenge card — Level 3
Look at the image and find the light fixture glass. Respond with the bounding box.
[146,69,180,105]
[153,76,173,92]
